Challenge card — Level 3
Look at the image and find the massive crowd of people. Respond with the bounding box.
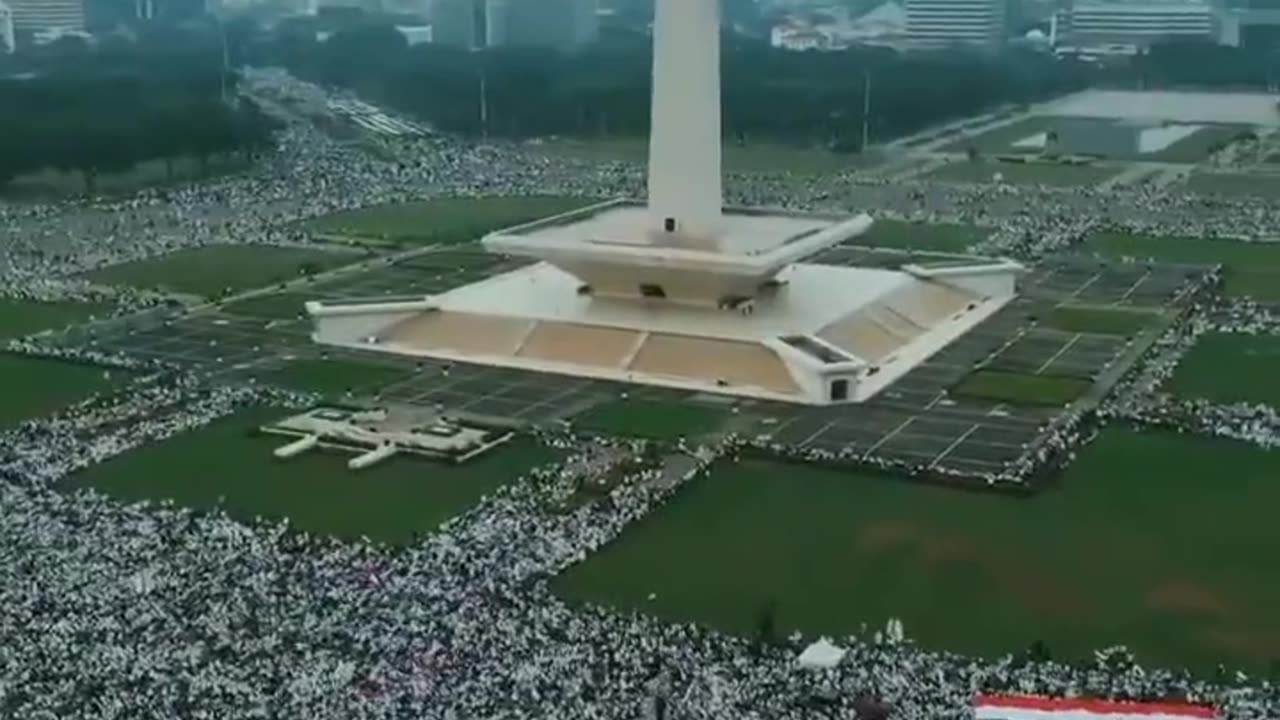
[1102,295,1280,450]
[1,70,1279,718]
[2,370,1276,719]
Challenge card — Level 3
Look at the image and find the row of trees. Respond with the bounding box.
[1132,40,1280,89]
[275,22,1093,149]
[0,39,281,193]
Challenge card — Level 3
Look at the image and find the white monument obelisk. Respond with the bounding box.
[647,0,723,250]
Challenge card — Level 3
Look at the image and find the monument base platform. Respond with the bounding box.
[309,258,1020,405]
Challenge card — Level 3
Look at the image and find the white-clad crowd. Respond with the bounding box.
[1103,295,1280,450]
[2,69,1279,719]
[2,373,1277,719]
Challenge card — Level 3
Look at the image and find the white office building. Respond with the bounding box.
[7,0,84,34]
[1063,0,1215,50]
[905,0,1006,49]
[0,0,14,53]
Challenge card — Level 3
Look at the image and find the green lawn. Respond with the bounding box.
[252,358,414,396]
[3,155,250,199]
[1087,232,1280,301]
[306,195,594,246]
[0,299,111,340]
[944,118,1243,163]
[574,399,728,440]
[85,245,358,298]
[951,370,1091,407]
[1042,305,1157,336]
[556,429,1280,671]
[1186,172,1280,199]
[71,408,556,545]
[1144,125,1252,163]
[941,116,1052,154]
[0,353,121,427]
[534,137,877,175]
[1167,333,1280,407]
[855,219,987,253]
[927,161,1117,187]
[221,292,322,320]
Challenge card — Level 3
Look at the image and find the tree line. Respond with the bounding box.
[274,21,1093,149]
[270,15,1280,148]
[0,37,280,193]
[1133,40,1280,89]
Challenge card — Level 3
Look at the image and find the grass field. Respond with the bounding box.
[1145,125,1253,163]
[1042,305,1157,336]
[3,156,250,199]
[855,219,987,252]
[951,370,1091,406]
[574,399,728,440]
[1186,172,1280,198]
[0,354,120,427]
[926,161,1118,187]
[221,292,320,320]
[252,358,414,396]
[0,300,111,340]
[1167,333,1280,407]
[533,137,877,175]
[306,195,593,246]
[71,408,555,545]
[85,245,358,298]
[941,116,1052,154]
[945,118,1244,163]
[555,429,1280,671]
[1086,232,1280,301]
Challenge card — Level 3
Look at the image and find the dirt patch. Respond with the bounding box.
[857,521,918,553]
[985,559,1092,620]
[858,522,978,569]
[1199,625,1278,661]
[918,532,978,567]
[1146,580,1231,619]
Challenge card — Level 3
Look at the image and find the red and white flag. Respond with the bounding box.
[975,694,1218,720]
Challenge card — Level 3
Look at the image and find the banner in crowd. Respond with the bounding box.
[974,694,1218,720]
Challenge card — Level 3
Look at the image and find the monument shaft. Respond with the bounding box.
[647,0,723,248]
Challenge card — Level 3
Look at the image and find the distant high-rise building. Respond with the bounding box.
[0,0,14,52]
[1054,0,1213,51]
[1062,0,1214,50]
[905,0,1006,48]
[1218,0,1280,48]
[432,0,597,50]
[483,0,507,44]
[7,0,84,33]
[507,0,597,48]
[431,0,485,48]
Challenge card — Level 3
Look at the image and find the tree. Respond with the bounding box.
[81,120,141,192]
[752,599,779,655]
[277,24,1094,143]
[186,102,239,173]
[0,40,281,198]
[1026,639,1052,663]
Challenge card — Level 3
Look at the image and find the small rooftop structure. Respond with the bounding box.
[261,406,513,467]
[307,0,1020,405]
[797,638,848,669]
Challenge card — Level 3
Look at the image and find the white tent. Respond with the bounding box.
[796,638,847,669]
